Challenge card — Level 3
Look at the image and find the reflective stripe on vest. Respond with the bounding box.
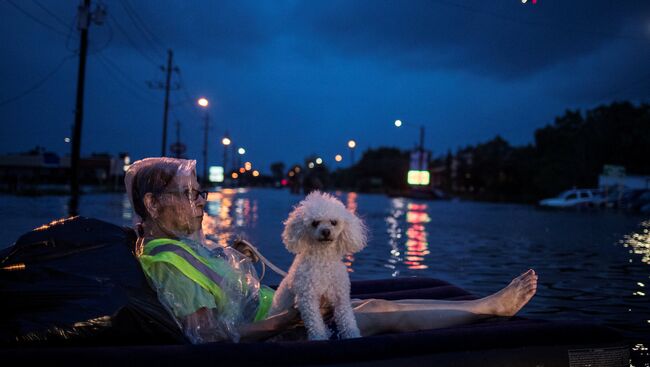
[139,238,229,309]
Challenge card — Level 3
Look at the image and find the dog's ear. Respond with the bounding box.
[282,206,306,254]
[338,211,368,254]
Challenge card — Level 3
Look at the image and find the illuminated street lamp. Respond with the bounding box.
[238,147,246,155]
[347,139,356,166]
[394,119,402,127]
[335,154,342,162]
[316,157,323,165]
[222,134,230,176]
[198,97,210,185]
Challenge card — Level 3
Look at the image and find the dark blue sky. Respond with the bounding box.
[1,0,649,174]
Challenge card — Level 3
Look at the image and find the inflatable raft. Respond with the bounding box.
[0,217,629,366]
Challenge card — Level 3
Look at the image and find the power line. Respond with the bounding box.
[176,68,203,121]
[0,54,74,107]
[108,13,161,67]
[118,0,166,58]
[121,0,167,50]
[88,18,114,54]
[32,0,73,31]
[95,52,159,105]
[5,0,71,38]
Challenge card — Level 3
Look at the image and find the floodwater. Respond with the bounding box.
[1,188,649,364]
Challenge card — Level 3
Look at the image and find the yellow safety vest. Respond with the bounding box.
[138,238,272,322]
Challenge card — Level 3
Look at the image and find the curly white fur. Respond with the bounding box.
[269,191,368,340]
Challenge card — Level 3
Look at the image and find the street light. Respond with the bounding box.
[236,147,245,172]
[394,119,426,176]
[335,154,342,162]
[198,98,210,185]
[347,139,356,166]
[222,135,230,178]
[316,157,323,165]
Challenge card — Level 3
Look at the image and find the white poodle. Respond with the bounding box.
[269,191,368,340]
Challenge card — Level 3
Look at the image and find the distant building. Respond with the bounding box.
[598,164,650,190]
[0,147,129,192]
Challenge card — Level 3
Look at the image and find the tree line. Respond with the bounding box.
[326,101,650,202]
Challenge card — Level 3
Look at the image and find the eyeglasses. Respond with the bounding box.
[162,189,208,202]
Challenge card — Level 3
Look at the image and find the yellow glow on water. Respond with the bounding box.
[621,220,650,265]
[206,192,222,202]
[406,210,430,224]
[347,192,358,213]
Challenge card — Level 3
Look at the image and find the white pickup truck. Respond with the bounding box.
[539,189,604,208]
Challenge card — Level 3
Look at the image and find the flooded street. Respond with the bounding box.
[2,188,649,361]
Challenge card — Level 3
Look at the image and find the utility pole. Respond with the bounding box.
[419,125,425,172]
[202,112,209,186]
[161,49,173,156]
[148,49,178,157]
[175,120,181,158]
[70,0,104,216]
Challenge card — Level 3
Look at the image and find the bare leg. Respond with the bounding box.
[352,269,538,336]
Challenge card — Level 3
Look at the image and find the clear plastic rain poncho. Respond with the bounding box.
[125,157,269,343]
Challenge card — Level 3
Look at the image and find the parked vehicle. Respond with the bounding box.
[538,188,604,208]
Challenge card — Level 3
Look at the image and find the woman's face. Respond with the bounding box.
[154,172,206,236]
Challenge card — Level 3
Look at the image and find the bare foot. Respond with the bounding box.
[481,269,538,317]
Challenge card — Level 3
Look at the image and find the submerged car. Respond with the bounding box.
[538,189,604,208]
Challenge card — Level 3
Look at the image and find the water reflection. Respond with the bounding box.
[621,220,650,266]
[121,194,132,222]
[404,202,430,270]
[385,198,405,277]
[202,189,256,248]
[384,199,431,273]
[344,192,358,273]
[621,220,649,300]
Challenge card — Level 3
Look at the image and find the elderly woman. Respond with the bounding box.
[125,157,538,344]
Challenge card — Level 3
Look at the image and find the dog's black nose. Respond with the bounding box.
[321,228,331,237]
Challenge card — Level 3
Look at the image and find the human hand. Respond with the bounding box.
[231,240,260,263]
